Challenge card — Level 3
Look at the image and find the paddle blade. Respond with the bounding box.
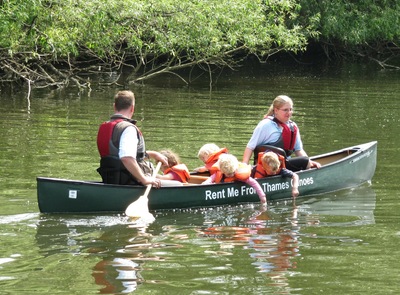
[125,161,162,220]
[125,195,151,218]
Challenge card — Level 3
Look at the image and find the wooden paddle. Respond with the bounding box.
[125,161,162,219]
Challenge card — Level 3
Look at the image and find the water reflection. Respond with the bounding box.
[92,257,141,294]
[34,215,146,293]
[194,184,375,292]
[33,185,375,294]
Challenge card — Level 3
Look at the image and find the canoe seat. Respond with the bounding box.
[188,175,209,184]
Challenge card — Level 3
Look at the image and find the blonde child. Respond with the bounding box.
[194,143,228,174]
[253,151,299,198]
[157,150,190,183]
[202,154,267,205]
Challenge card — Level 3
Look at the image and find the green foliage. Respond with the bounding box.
[1,0,398,86]
[0,0,314,61]
[299,0,400,45]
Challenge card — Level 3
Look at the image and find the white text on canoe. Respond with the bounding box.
[204,177,314,200]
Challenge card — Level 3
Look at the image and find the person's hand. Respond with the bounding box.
[193,166,208,173]
[260,198,268,210]
[292,188,299,198]
[153,152,169,166]
[259,193,267,204]
[143,177,161,188]
[310,160,321,169]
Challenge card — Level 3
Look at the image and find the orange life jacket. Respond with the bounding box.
[214,162,251,183]
[164,164,190,183]
[205,148,228,175]
[253,152,286,178]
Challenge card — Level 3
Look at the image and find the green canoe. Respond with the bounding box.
[37,141,377,214]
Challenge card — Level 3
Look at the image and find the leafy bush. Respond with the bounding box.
[1,0,398,88]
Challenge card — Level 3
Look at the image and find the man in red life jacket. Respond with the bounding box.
[96,90,168,186]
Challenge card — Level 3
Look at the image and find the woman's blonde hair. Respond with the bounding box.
[218,154,239,175]
[261,152,281,173]
[265,95,293,117]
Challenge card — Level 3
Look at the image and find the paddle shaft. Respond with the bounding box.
[124,161,162,218]
[142,161,162,200]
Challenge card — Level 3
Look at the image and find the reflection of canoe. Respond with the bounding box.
[298,185,376,225]
[37,141,377,214]
[286,184,376,226]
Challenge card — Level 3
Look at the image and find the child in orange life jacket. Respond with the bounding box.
[254,151,299,198]
[156,150,190,183]
[202,154,267,205]
[193,143,228,175]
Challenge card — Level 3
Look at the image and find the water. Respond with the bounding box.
[0,60,399,294]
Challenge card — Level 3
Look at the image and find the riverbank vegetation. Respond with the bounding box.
[0,0,399,89]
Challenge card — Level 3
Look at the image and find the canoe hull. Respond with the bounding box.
[37,141,377,214]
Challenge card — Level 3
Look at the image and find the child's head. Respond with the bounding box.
[218,154,239,177]
[197,143,220,163]
[261,152,281,175]
[159,150,180,168]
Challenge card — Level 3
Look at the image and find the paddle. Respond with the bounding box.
[125,161,162,219]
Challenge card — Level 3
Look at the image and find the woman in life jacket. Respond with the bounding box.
[242,95,321,172]
[202,153,267,205]
[157,150,190,183]
[194,143,228,175]
[253,151,299,198]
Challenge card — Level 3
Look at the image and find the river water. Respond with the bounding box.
[0,60,399,294]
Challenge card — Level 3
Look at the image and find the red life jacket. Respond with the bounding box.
[205,148,228,175]
[97,119,124,158]
[263,116,298,155]
[164,164,190,183]
[97,115,144,159]
[253,152,286,178]
[214,162,251,183]
[96,115,146,185]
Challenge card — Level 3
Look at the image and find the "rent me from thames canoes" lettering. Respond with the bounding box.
[204,177,314,200]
